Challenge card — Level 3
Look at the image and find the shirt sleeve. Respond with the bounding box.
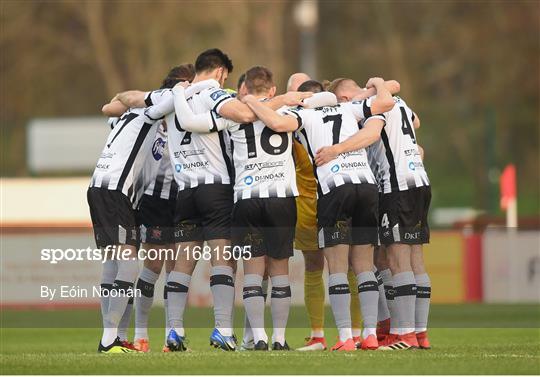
[342,97,374,122]
[282,107,306,131]
[144,90,174,121]
[201,87,235,113]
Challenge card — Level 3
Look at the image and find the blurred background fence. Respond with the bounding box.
[1,0,539,307]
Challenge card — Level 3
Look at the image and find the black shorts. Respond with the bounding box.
[317,183,379,248]
[379,186,431,245]
[231,197,297,260]
[87,187,138,248]
[137,194,176,245]
[174,184,233,242]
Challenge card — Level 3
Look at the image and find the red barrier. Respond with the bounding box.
[463,232,483,302]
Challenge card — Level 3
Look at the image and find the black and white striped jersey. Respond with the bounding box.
[366,138,388,193]
[378,96,429,193]
[228,106,298,202]
[89,107,159,208]
[287,98,385,196]
[141,123,178,201]
[165,79,235,191]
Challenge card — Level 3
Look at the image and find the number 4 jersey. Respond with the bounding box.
[228,106,299,202]
[378,96,430,193]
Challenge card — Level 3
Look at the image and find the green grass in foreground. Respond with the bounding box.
[1,304,539,375]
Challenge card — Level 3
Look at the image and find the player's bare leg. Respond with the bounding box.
[350,244,379,349]
[373,246,392,342]
[206,238,236,347]
[323,244,355,350]
[411,244,431,349]
[382,243,419,349]
[243,256,268,350]
[165,241,201,351]
[268,257,291,350]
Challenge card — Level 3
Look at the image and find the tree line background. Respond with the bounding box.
[1,0,538,216]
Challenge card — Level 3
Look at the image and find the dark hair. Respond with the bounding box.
[298,80,323,93]
[244,66,274,95]
[195,48,233,74]
[160,63,195,89]
[237,73,246,91]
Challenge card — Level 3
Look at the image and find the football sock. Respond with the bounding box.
[134,267,159,340]
[210,266,235,337]
[100,259,117,328]
[380,268,398,334]
[304,270,325,336]
[101,258,138,346]
[243,274,267,343]
[164,272,170,341]
[243,278,268,343]
[357,271,379,338]
[375,270,391,322]
[328,273,352,342]
[270,275,291,346]
[415,273,431,333]
[117,298,133,341]
[393,271,417,335]
[348,269,362,336]
[166,271,191,337]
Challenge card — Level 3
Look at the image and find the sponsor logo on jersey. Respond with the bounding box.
[245,161,285,171]
[210,89,228,101]
[408,161,423,171]
[180,161,210,171]
[175,164,182,172]
[177,149,205,158]
[331,164,340,173]
[244,176,254,185]
[340,161,368,170]
[96,163,110,170]
[100,152,115,159]
[339,150,363,158]
[152,138,166,160]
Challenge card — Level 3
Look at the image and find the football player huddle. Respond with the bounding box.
[88,48,431,354]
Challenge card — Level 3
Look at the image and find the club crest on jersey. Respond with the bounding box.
[152,138,166,160]
[331,164,340,173]
[244,176,254,185]
[210,90,228,101]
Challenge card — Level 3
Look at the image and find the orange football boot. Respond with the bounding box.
[416,331,431,349]
[330,338,356,351]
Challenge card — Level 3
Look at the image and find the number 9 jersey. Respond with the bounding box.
[228,106,299,202]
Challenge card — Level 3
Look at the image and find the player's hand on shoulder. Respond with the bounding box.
[241,94,257,103]
[314,145,341,166]
[365,77,384,88]
[284,91,313,107]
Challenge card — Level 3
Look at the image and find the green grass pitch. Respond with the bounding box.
[1,304,539,374]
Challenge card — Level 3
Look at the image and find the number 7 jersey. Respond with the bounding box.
[378,96,429,193]
[228,106,298,202]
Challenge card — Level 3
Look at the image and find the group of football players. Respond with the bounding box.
[88,48,431,354]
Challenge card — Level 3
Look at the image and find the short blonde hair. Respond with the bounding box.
[323,78,352,94]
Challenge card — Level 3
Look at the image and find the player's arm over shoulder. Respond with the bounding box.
[242,95,300,133]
